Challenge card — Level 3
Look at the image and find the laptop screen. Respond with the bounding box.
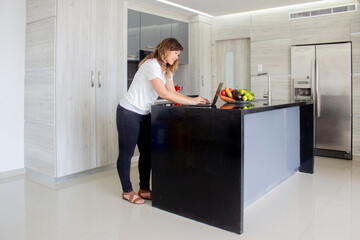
[211,82,224,105]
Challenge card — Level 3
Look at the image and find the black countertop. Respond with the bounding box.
[153,99,313,114]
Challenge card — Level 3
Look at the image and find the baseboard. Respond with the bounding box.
[0,168,25,180]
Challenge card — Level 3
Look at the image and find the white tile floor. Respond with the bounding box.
[1,156,360,240]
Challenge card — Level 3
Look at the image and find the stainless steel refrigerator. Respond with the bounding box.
[291,42,352,160]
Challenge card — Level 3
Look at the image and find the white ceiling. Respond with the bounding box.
[132,0,328,16]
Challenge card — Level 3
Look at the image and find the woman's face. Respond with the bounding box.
[165,50,181,65]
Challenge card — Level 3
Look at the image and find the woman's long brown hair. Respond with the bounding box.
[139,38,183,80]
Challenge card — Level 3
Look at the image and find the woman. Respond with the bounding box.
[117,38,209,204]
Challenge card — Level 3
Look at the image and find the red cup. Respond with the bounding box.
[175,85,182,106]
[175,85,182,93]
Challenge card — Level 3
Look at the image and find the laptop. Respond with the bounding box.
[182,82,223,107]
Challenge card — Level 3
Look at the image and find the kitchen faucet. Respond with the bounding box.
[257,72,271,105]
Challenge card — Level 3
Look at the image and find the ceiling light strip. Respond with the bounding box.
[157,0,214,18]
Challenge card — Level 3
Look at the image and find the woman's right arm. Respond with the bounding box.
[150,78,209,105]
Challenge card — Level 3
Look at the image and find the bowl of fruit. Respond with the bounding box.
[220,87,255,104]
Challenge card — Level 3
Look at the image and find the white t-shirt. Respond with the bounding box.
[120,59,172,115]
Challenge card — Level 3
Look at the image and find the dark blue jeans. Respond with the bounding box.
[116,105,151,193]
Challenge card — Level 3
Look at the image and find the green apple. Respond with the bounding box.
[240,89,246,95]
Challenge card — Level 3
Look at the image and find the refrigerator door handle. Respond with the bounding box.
[315,59,321,118]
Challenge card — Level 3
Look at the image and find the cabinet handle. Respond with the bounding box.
[98,71,102,88]
[146,46,155,49]
[91,71,95,87]
[128,54,138,58]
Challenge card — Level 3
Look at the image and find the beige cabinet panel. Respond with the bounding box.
[212,14,251,41]
[251,39,291,75]
[25,71,55,124]
[291,14,352,45]
[25,123,55,177]
[352,34,360,74]
[26,17,55,71]
[56,0,96,177]
[354,116,360,157]
[251,75,291,101]
[27,0,56,23]
[251,12,291,41]
[354,75,360,115]
[95,0,125,167]
[351,10,360,33]
[189,19,212,99]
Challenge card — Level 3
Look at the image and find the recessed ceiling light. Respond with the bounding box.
[157,0,214,18]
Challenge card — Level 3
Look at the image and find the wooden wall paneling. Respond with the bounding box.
[250,75,291,101]
[291,13,352,45]
[25,18,55,71]
[56,0,96,177]
[25,122,55,177]
[250,39,291,75]
[95,0,126,167]
[26,0,56,23]
[251,11,291,42]
[25,71,55,124]
[354,75,360,115]
[352,34,360,74]
[212,14,251,41]
[354,116,360,157]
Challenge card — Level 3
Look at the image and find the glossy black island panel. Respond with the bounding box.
[151,101,314,234]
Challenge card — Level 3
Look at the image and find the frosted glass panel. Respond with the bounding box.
[225,51,234,88]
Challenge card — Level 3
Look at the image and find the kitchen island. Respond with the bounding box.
[151,100,313,234]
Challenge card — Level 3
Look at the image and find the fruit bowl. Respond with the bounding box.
[222,100,254,105]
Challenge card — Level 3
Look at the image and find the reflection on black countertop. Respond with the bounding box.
[153,99,313,114]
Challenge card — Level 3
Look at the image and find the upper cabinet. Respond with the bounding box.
[128,9,189,64]
[140,12,172,51]
[172,20,189,64]
[128,9,140,60]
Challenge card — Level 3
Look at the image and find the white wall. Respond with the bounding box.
[0,0,25,173]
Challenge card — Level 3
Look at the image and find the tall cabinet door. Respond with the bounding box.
[95,0,126,167]
[56,0,97,177]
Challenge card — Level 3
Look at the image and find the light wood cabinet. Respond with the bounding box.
[25,0,126,179]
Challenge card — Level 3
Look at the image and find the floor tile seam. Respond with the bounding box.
[295,216,318,240]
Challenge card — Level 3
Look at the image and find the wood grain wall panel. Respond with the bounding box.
[25,71,55,124]
[251,12,291,41]
[354,116,360,157]
[25,122,55,177]
[352,34,360,74]
[354,75,360,115]
[250,39,291,75]
[26,18,55,71]
[351,10,360,33]
[291,14,352,45]
[26,0,56,23]
[212,14,251,41]
[251,75,291,101]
